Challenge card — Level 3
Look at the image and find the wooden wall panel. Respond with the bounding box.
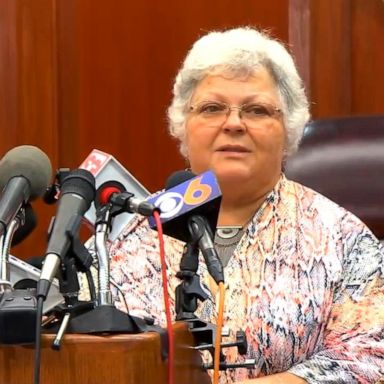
[59,0,289,192]
[0,0,18,146]
[0,0,58,259]
[0,0,58,157]
[351,0,384,114]
[1,0,289,259]
[290,0,384,118]
[3,0,384,260]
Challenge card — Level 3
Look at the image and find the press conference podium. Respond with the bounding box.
[0,322,211,384]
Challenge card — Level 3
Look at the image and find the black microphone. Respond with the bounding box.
[95,180,157,217]
[150,170,224,284]
[0,146,51,344]
[0,145,52,237]
[11,203,37,247]
[37,169,96,301]
[165,170,197,188]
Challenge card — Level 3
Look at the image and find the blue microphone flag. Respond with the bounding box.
[147,170,221,243]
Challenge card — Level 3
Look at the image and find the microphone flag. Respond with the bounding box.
[147,170,221,242]
[79,149,150,240]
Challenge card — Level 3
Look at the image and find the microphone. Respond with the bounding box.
[148,170,224,284]
[0,145,52,237]
[0,146,51,344]
[37,169,96,301]
[96,180,125,207]
[0,204,37,291]
[96,180,157,217]
[79,149,150,239]
[11,203,37,247]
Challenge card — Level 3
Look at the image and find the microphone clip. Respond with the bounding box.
[95,192,148,225]
[188,322,256,372]
[109,191,157,217]
[43,168,71,205]
[175,242,210,321]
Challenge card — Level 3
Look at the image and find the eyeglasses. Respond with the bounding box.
[188,100,282,127]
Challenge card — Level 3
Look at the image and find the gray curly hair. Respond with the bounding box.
[167,27,310,158]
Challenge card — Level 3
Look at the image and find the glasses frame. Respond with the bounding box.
[188,100,282,127]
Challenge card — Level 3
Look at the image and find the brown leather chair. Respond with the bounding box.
[285,115,384,240]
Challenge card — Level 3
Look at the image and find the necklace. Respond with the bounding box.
[214,226,244,267]
[216,225,243,239]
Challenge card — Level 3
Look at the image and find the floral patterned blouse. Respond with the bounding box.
[92,175,384,383]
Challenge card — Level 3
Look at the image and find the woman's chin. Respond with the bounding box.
[214,168,253,185]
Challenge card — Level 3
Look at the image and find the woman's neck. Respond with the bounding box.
[216,173,281,227]
[217,191,270,227]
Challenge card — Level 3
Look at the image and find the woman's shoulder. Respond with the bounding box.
[282,176,381,245]
[282,175,354,218]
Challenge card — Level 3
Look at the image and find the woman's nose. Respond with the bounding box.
[221,108,246,133]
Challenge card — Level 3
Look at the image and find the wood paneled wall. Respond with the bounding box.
[0,0,289,259]
[289,0,384,117]
[1,0,384,259]
[1,0,59,258]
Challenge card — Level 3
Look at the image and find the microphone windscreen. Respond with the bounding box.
[60,168,96,205]
[165,170,196,190]
[0,145,52,200]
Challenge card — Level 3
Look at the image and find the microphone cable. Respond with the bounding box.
[213,281,225,384]
[153,210,174,384]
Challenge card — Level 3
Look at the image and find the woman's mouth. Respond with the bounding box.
[216,145,251,153]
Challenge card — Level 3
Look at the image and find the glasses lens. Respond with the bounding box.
[195,101,228,116]
[242,104,275,119]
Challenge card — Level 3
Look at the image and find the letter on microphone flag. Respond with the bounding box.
[79,149,150,240]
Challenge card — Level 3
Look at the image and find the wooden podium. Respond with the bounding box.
[0,322,211,384]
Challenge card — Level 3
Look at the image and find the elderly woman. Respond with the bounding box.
[103,27,384,383]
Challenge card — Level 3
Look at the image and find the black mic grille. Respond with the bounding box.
[60,169,96,206]
[165,170,196,190]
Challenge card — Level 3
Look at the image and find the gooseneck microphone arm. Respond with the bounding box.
[93,180,157,305]
[0,209,24,291]
[0,220,18,282]
[0,233,12,293]
[95,206,114,306]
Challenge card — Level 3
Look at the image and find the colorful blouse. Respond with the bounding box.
[93,175,384,383]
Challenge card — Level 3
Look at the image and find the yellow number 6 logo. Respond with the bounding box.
[183,176,212,205]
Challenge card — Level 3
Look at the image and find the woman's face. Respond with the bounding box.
[185,68,286,196]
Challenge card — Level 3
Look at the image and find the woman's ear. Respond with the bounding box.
[184,157,191,172]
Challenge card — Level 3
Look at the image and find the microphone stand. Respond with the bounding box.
[174,234,220,355]
[0,207,26,292]
[175,225,256,372]
[43,213,95,347]
[0,207,37,344]
[45,203,159,350]
[63,204,146,334]
[175,241,209,321]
